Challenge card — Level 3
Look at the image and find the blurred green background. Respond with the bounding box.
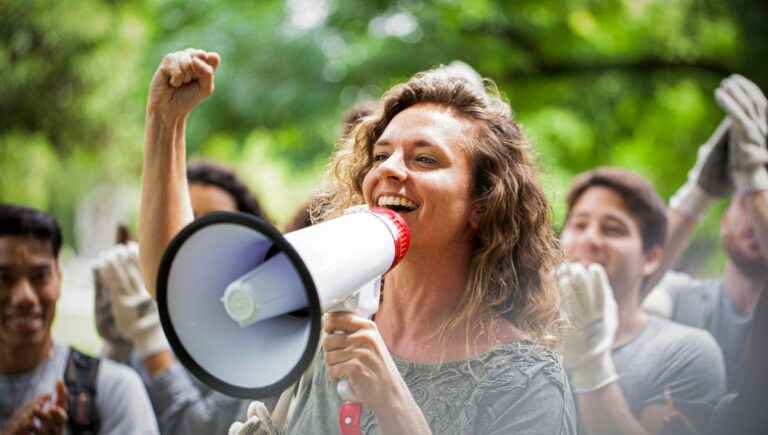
[2,0,767,351]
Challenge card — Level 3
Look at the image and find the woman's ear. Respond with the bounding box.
[469,203,482,230]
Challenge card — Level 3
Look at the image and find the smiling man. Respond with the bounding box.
[0,203,158,435]
[558,168,726,435]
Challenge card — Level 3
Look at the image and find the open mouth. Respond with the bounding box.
[377,195,419,214]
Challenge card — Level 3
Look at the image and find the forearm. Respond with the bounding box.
[577,384,651,435]
[139,114,194,297]
[744,191,768,259]
[143,350,175,378]
[374,389,432,435]
[645,208,697,291]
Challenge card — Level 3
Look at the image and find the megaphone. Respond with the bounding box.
[155,207,410,400]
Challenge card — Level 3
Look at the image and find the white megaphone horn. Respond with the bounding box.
[155,206,410,402]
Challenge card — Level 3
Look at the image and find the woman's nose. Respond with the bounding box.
[377,151,407,181]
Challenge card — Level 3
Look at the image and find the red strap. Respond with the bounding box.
[339,402,362,435]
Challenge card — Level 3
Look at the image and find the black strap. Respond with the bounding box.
[64,347,101,435]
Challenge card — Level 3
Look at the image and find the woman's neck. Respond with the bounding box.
[374,243,525,362]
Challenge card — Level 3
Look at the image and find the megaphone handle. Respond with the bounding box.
[339,401,362,435]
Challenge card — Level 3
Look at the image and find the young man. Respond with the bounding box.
[0,204,158,434]
[558,168,726,435]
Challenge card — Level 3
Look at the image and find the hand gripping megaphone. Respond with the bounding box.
[155,206,409,405]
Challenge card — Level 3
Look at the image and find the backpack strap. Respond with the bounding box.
[64,347,101,435]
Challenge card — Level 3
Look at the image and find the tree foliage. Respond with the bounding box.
[2,0,767,274]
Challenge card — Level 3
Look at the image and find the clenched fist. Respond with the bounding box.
[146,48,221,122]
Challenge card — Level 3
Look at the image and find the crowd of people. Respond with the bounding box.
[1,48,766,435]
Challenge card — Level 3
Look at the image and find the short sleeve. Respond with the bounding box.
[476,361,578,435]
[644,328,725,410]
[96,359,160,435]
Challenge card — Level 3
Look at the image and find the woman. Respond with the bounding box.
[139,49,577,434]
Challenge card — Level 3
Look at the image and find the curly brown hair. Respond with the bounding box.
[312,67,563,345]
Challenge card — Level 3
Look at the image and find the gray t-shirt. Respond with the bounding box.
[0,343,158,434]
[612,317,726,420]
[285,340,578,435]
[148,360,281,435]
[667,278,751,391]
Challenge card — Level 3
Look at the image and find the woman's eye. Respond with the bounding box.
[372,153,389,162]
[415,155,438,165]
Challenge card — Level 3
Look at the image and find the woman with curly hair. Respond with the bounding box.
[139,49,577,434]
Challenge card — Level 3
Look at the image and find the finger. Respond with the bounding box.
[191,57,215,95]
[120,247,148,296]
[723,77,761,124]
[716,89,755,136]
[322,332,349,351]
[322,311,375,335]
[178,51,194,85]
[162,53,184,88]
[201,51,221,71]
[32,407,54,431]
[732,74,768,113]
[228,421,244,435]
[55,379,69,408]
[588,263,610,308]
[47,406,68,428]
[324,347,358,367]
[326,358,365,383]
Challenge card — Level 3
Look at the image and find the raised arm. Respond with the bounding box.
[139,49,220,296]
[647,118,731,291]
[716,74,768,259]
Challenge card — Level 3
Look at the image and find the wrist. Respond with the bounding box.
[734,167,768,194]
[571,351,618,394]
[669,181,714,220]
[133,326,170,359]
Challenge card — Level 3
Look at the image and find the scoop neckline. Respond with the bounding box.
[389,339,548,370]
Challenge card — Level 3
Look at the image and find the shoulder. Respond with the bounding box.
[479,341,570,400]
[95,358,151,407]
[475,342,577,434]
[666,275,721,301]
[646,317,722,358]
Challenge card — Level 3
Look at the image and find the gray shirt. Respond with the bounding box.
[612,317,726,420]
[0,343,159,435]
[667,278,751,391]
[148,360,268,435]
[285,340,578,435]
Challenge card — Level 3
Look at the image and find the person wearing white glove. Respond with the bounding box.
[716,74,768,195]
[558,262,619,393]
[95,242,170,359]
[560,168,725,435]
[228,401,280,435]
[646,75,768,393]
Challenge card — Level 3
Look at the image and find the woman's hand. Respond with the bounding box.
[146,48,220,123]
[322,312,407,412]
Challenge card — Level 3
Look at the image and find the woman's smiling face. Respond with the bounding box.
[362,103,479,250]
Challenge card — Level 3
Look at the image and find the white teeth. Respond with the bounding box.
[377,195,417,210]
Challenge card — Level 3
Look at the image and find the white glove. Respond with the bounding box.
[558,263,619,393]
[93,242,169,358]
[715,74,768,194]
[228,401,280,435]
[669,118,732,219]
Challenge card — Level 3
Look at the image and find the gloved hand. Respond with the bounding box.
[715,74,768,194]
[228,401,281,435]
[558,262,619,393]
[93,242,169,358]
[669,118,732,219]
